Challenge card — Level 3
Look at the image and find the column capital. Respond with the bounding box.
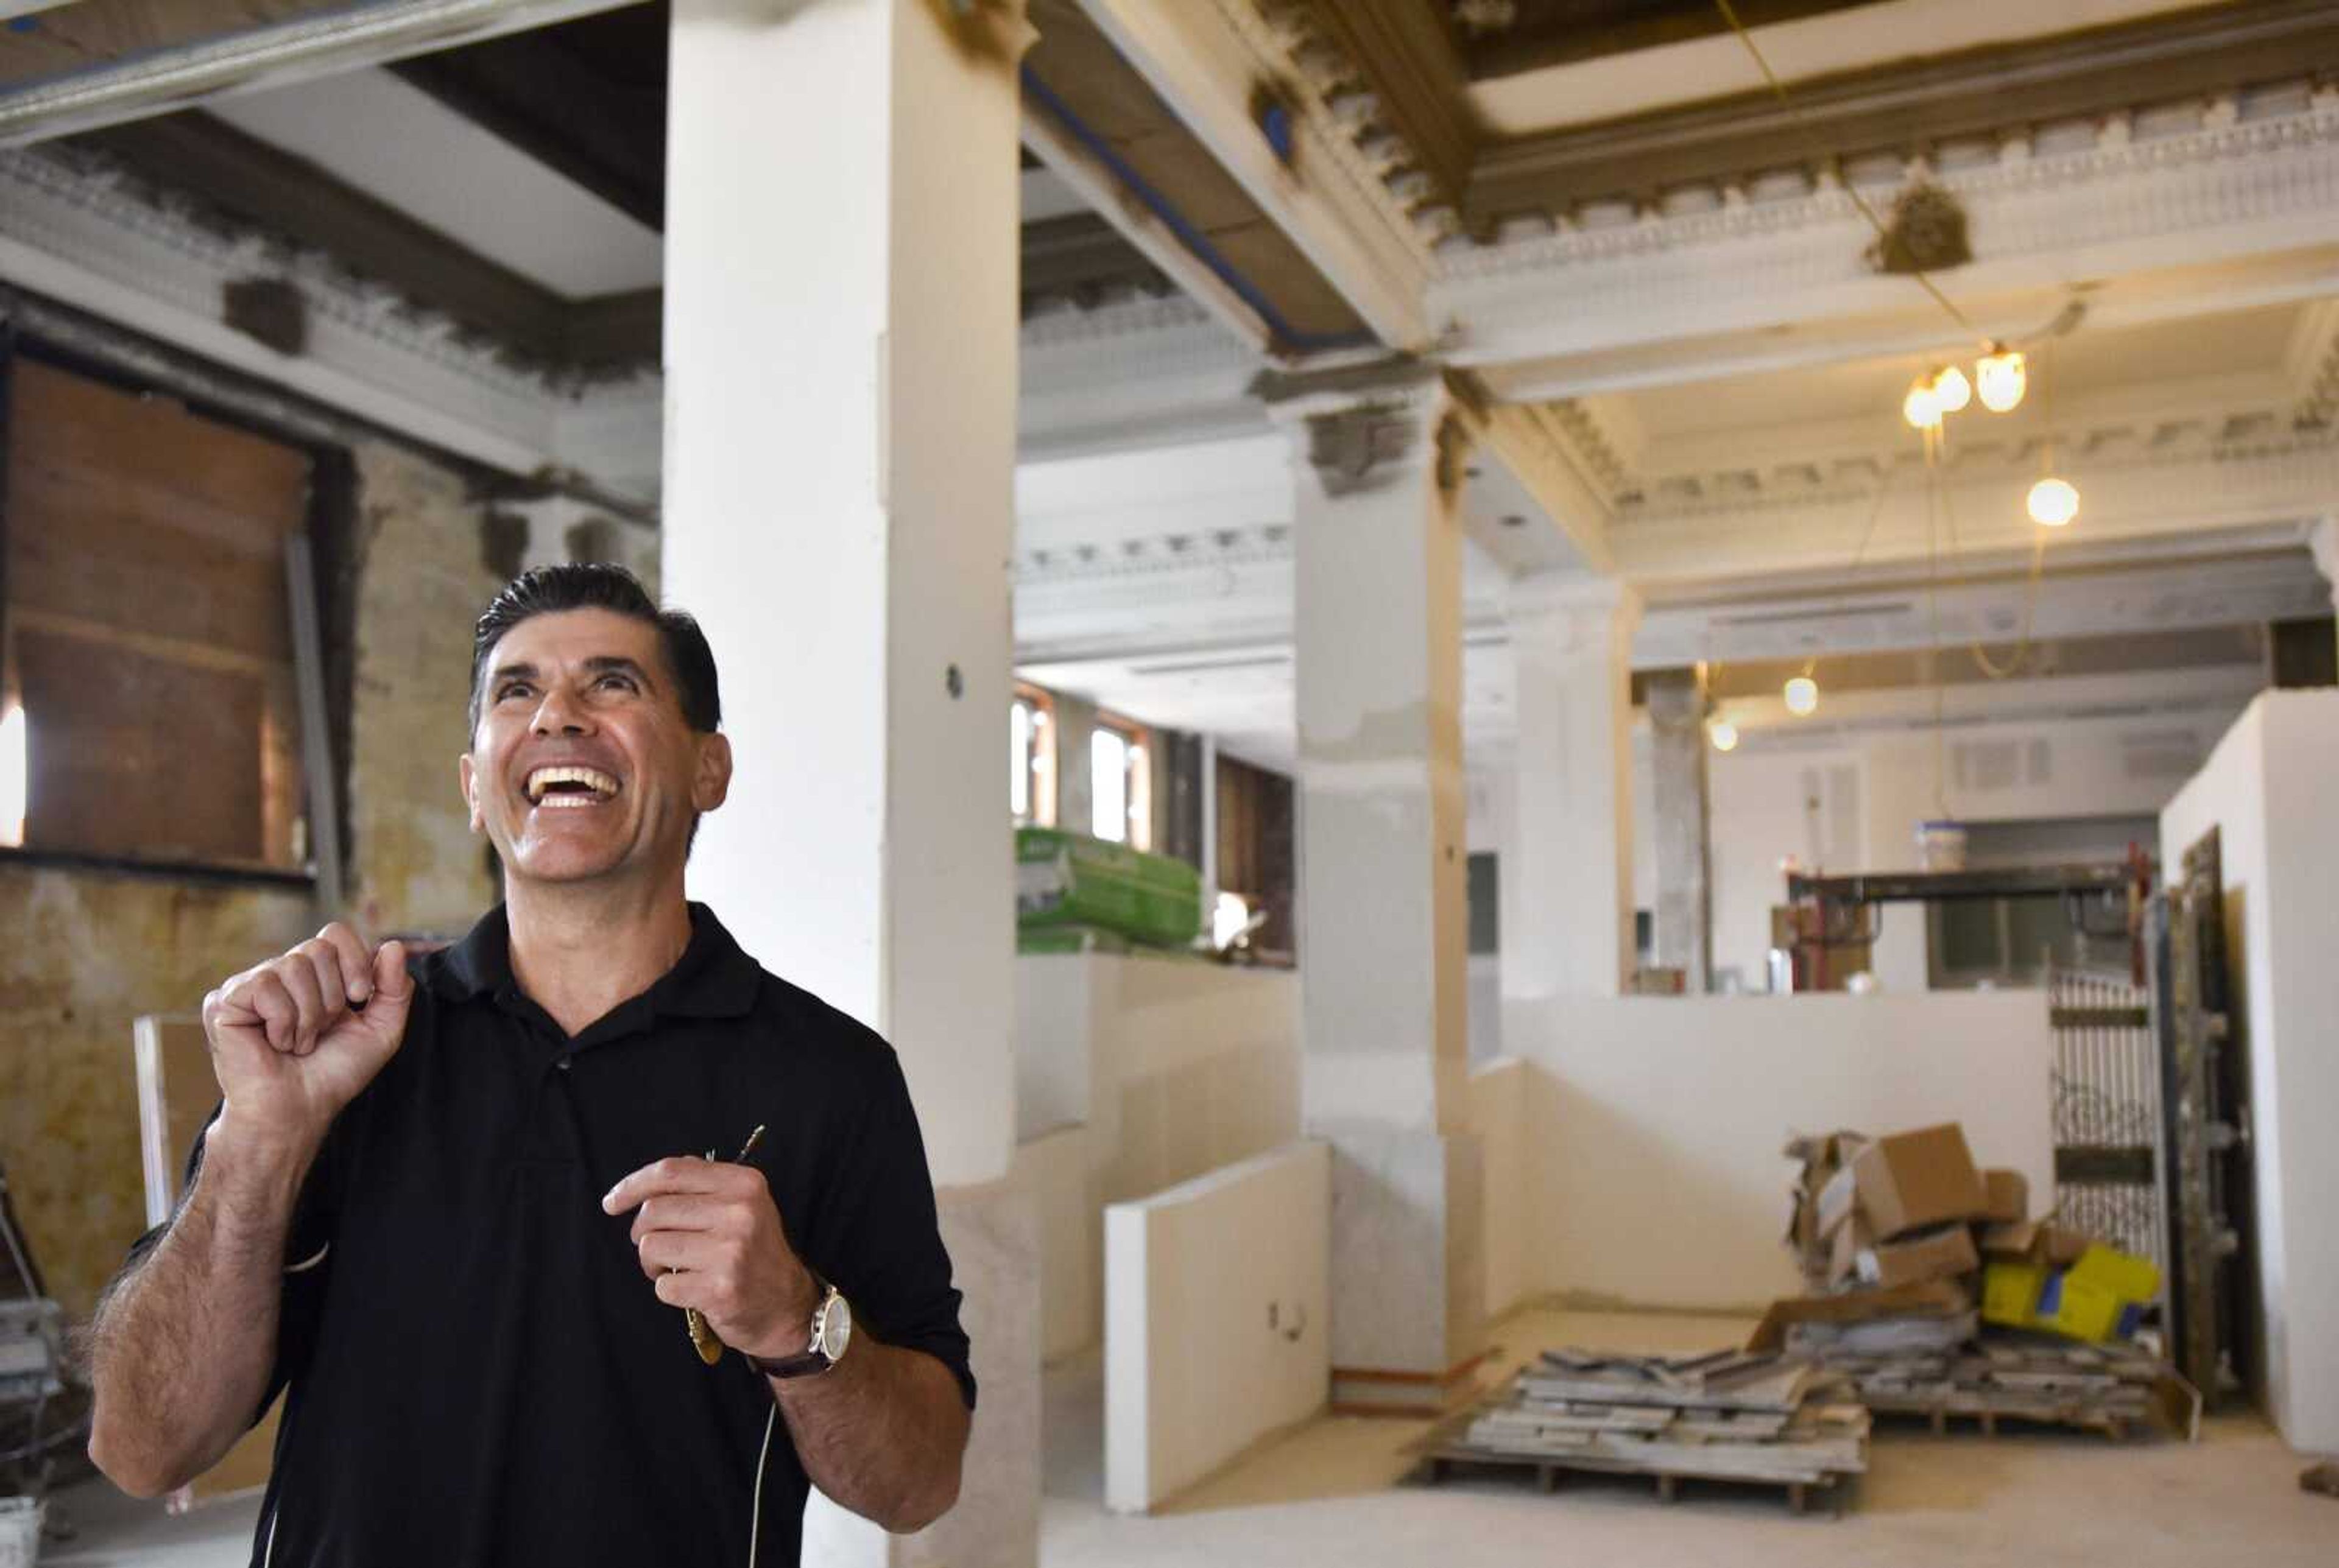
[923,0,1039,65]
[1255,356,1484,497]
[2311,516,2339,600]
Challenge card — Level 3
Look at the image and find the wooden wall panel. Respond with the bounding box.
[16,630,267,863]
[4,354,312,867]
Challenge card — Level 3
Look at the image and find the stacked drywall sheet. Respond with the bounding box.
[1422,1349,1870,1511]
[1779,1310,2200,1439]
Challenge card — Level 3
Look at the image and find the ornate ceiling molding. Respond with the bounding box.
[1434,85,2339,370]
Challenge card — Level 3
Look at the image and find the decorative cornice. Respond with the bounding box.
[1247,0,1461,251]
[1620,403,2339,524]
[1014,520,1293,586]
[1431,86,2329,283]
[1,142,615,403]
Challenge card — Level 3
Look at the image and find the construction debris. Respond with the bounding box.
[1417,1349,1869,1513]
[1792,1327,2199,1440]
[1769,1121,2199,1440]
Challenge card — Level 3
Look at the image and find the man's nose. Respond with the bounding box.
[531,686,593,736]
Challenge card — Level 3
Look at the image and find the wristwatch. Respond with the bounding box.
[752,1276,852,1379]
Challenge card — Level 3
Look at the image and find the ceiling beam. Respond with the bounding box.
[1477,401,1616,574]
[1076,0,1432,351]
[0,0,644,146]
[389,27,664,230]
[69,110,663,370]
[1465,0,2339,230]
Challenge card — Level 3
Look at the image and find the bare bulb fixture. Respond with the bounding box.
[1977,348,2027,413]
[1709,719,1740,753]
[2027,476,2079,527]
[1902,379,1942,431]
[1932,364,1972,414]
[1783,675,1819,717]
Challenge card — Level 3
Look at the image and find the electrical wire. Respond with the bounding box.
[1712,0,1991,350]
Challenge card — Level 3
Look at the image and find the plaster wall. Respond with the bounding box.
[1467,1056,1534,1322]
[1013,952,1300,1360]
[2159,690,2339,1454]
[1500,991,2056,1309]
[1103,1141,1328,1513]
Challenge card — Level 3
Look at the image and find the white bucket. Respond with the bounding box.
[0,1497,43,1568]
[1917,820,1969,871]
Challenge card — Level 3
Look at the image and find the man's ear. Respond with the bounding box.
[458,753,483,833]
[693,731,732,814]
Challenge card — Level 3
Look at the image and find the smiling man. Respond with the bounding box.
[85,564,973,1566]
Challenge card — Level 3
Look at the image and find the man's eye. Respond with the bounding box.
[496,683,531,701]
[596,673,637,692]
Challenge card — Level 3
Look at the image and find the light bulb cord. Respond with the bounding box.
[1714,0,1989,351]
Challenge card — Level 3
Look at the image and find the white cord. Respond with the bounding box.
[747,1402,776,1567]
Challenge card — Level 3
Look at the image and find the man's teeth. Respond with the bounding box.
[525,765,619,804]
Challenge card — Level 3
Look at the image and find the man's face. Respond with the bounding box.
[459,608,730,888]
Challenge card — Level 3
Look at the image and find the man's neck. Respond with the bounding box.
[504,874,694,1038]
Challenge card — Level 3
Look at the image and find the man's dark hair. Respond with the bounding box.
[468,564,722,736]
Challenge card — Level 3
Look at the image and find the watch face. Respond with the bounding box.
[820,1293,853,1361]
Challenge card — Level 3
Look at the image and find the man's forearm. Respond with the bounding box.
[770,1335,969,1533]
[86,1116,314,1497]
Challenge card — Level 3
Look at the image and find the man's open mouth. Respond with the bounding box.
[524,765,621,809]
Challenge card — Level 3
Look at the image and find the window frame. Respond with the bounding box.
[0,331,334,890]
[1091,711,1152,851]
[1011,682,1058,828]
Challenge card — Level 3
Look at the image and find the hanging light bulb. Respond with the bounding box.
[1932,364,1972,414]
[1902,378,1942,431]
[2027,476,2080,527]
[1783,675,1819,717]
[1977,348,2027,413]
[1709,718,1740,753]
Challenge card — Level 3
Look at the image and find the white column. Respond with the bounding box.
[1501,575,1642,1000]
[1269,364,1482,1404]
[662,1,1036,1563]
[1644,669,1712,992]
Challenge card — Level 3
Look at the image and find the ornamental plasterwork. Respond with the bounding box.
[1439,83,2339,283]
[0,142,596,405]
[1615,406,2339,525]
[1012,521,1293,586]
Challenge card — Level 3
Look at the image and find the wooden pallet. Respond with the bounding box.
[1863,1396,2138,1440]
[1413,1444,1852,1517]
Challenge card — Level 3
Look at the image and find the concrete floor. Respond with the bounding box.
[34,1308,2335,1566]
[1040,1307,2337,1568]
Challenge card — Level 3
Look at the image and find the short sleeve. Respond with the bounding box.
[799,1050,976,1410]
[117,1103,342,1429]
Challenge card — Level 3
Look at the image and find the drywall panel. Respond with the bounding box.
[1012,1124,1096,1365]
[2161,690,2339,1454]
[1503,991,2055,1309]
[1104,1142,1329,1513]
[1469,1057,1533,1321]
[1014,953,1301,1359]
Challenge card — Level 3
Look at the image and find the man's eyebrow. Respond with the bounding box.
[488,661,540,687]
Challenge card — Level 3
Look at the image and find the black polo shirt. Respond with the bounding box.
[127,904,975,1567]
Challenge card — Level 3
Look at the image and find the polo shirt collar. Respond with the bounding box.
[431,902,761,1022]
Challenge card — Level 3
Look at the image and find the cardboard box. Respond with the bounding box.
[1855,1221,1980,1289]
[1850,1124,1988,1239]
[1829,1212,1874,1289]
[1981,1218,2090,1267]
[1746,1280,1969,1353]
[1816,1164,1860,1240]
[1981,1169,2028,1225]
[1981,1259,2047,1326]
